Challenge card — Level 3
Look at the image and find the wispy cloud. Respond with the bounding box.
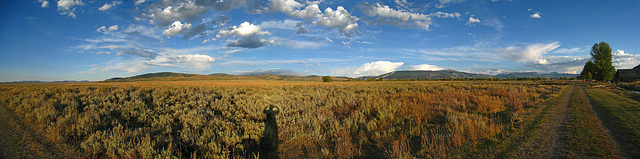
[218,58,350,67]
[271,37,325,49]
[98,1,121,11]
[496,42,560,64]
[97,25,118,32]
[397,44,502,62]
[552,46,587,54]
[81,53,217,74]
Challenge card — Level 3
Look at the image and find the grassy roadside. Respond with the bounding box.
[586,87,640,157]
[564,86,619,158]
[458,83,571,158]
[0,103,81,158]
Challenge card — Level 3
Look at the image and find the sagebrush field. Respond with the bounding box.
[0,81,566,158]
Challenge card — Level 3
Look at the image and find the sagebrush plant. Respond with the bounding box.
[0,81,564,158]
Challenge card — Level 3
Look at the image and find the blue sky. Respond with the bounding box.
[1,0,639,81]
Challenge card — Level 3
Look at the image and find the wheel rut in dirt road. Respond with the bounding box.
[0,104,80,159]
[545,84,573,158]
[510,84,574,158]
[580,85,635,158]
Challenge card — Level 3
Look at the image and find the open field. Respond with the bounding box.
[1,80,638,158]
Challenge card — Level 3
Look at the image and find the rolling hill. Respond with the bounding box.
[102,72,337,82]
[361,70,491,80]
[494,72,578,78]
[101,70,578,82]
[102,72,256,82]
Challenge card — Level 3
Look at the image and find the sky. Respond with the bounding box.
[0,0,639,82]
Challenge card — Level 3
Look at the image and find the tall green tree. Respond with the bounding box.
[579,60,595,80]
[589,41,616,81]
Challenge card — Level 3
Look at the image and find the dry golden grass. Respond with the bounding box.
[0,80,566,158]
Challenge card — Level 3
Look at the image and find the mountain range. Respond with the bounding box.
[99,70,578,82]
[493,71,579,78]
[3,80,91,83]
[102,72,349,82]
[361,69,491,80]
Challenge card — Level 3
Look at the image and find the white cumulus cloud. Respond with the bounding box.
[360,3,428,21]
[216,22,273,48]
[38,0,49,8]
[162,21,192,37]
[466,16,481,25]
[139,0,358,37]
[268,0,304,15]
[268,0,322,22]
[267,0,359,36]
[57,0,83,10]
[530,12,542,18]
[410,64,444,71]
[57,0,84,18]
[528,9,542,18]
[358,3,459,30]
[359,3,431,30]
[314,6,360,36]
[217,22,270,38]
[613,49,640,69]
[148,1,209,26]
[353,61,404,77]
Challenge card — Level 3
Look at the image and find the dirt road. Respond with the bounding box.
[511,84,626,158]
[509,84,573,158]
[0,104,79,159]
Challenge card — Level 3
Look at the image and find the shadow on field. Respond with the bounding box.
[260,105,280,159]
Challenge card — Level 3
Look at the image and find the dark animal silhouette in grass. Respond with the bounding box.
[260,105,280,159]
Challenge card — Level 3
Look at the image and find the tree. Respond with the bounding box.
[579,60,595,80]
[322,76,332,82]
[589,41,616,81]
